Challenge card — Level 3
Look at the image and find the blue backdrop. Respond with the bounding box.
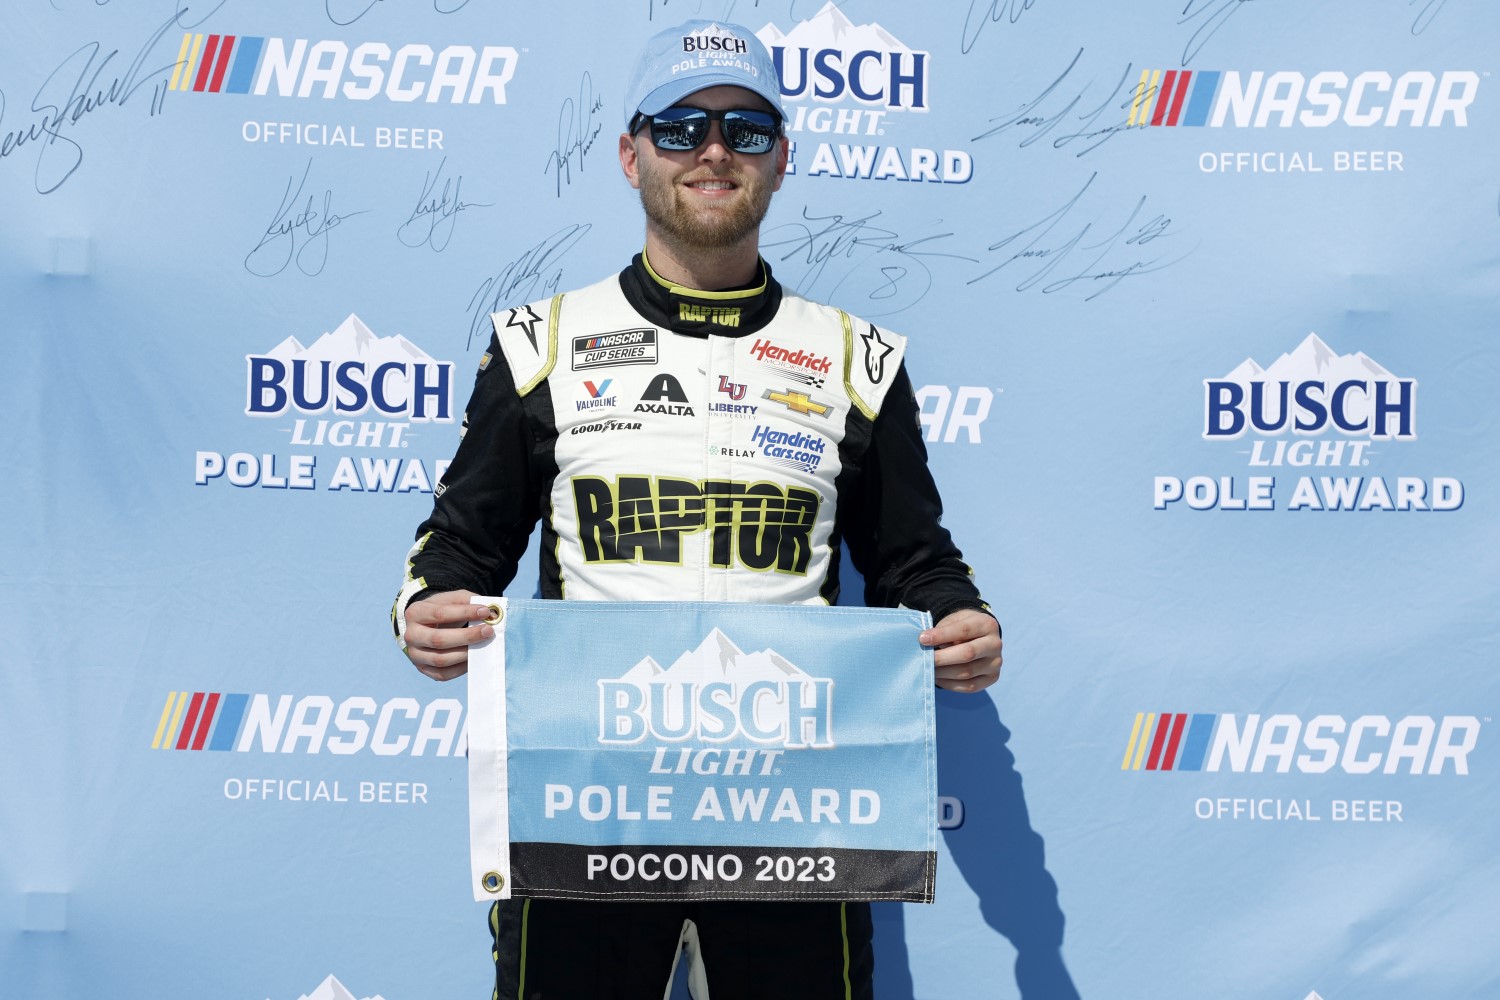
[3,2,1497,999]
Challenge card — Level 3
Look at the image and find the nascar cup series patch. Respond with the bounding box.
[466,599,937,902]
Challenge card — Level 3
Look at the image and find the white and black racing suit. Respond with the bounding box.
[393,252,992,1000]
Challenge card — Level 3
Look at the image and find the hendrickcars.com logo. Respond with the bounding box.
[152,690,466,756]
[166,32,519,103]
[1121,711,1480,775]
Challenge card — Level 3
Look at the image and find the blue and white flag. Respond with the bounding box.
[466,599,937,903]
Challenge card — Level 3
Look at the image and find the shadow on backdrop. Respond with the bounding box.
[872,689,1081,999]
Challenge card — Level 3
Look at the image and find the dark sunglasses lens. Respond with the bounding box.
[722,111,777,153]
[651,110,709,150]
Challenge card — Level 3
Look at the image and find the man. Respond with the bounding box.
[392,19,1001,1000]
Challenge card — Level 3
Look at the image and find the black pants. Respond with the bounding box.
[491,898,874,1000]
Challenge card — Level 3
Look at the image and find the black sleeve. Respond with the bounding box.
[404,330,541,599]
[839,363,995,628]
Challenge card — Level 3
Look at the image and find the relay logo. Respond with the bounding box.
[167,32,518,103]
[1127,68,1478,127]
[598,629,835,749]
[757,4,928,112]
[1121,711,1480,775]
[245,314,454,421]
[152,690,466,756]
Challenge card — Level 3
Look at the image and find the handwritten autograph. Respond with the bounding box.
[961,0,1045,55]
[761,206,977,316]
[1179,0,1257,66]
[969,172,1190,301]
[397,157,492,252]
[0,13,177,194]
[325,0,472,26]
[545,72,606,198]
[972,49,1141,158]
[465,224,593,350]
[244,159,371,278]
[1409,0,1450,34]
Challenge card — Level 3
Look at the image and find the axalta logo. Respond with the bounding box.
[916,385,993,444]
[245,314,454,421]
[1122,712,1480,775]
[152,690,466,756]
[1127,68,1478,128]
[1156,333,1462,512]
[167,33,518,103]
[598,629,834,749]
[757,4,928,113]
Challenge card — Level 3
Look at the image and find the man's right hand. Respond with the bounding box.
[401,590,495,681]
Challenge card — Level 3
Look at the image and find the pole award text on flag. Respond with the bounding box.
[466,599,937,902]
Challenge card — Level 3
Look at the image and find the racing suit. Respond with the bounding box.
[395,253,990,1000]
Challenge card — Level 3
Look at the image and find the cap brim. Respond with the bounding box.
[637,75,785,119]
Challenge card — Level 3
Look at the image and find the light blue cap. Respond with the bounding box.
[624,20,787,128]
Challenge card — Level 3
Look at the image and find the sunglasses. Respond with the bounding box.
[633,106,782,155]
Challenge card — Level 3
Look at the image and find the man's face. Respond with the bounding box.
[620,85,789,252]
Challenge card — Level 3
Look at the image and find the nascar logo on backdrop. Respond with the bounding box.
[166,30,519,151]
[1120,710,1482,826]
[194,314,456,493]
[1153,333,1462,512]
[756,4,972,184]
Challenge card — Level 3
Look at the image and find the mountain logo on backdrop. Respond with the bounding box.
[755,4,972,184]
[281,974,385,1000]
[1153,333,1463,512]
[597,629,835,750]
[194,315,457,493]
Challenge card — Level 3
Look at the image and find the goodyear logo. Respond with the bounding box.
[1128,69,1479,127]
[153,691,466,756]
[1122,712,1480,775]
[168,33,518,103]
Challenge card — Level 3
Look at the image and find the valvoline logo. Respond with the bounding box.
[1127,68,1478,127]
[167,32,518,102]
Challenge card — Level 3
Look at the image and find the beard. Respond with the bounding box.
[636,155,774,252]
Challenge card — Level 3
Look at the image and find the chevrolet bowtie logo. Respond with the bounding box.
[763,388,831,418]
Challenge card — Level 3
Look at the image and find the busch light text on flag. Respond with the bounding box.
[466,599,937,903]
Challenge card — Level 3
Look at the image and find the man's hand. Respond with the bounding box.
[401,590,495,682]
[921,609,1002,694]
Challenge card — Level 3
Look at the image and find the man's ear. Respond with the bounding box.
[771,135,790,192]
[619,133,643,190]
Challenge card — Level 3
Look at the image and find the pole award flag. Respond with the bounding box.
[466,599,938,903]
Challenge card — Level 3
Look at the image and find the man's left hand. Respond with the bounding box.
[921,610,1002,694]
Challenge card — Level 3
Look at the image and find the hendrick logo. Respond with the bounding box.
[751,425,826,473]
[597,628,834,749]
